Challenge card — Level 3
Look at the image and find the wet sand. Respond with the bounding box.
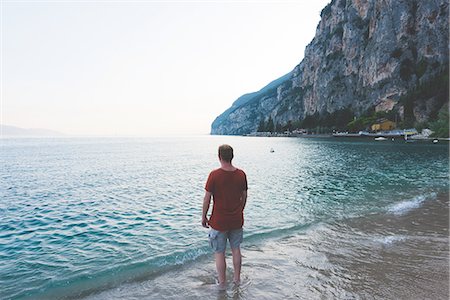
[84,192,449,300]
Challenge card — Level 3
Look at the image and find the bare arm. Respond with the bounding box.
[202,191,212,228]
[241,190,247,210]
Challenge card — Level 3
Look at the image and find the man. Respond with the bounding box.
[202,144,248,289]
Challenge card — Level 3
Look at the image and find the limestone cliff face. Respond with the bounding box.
[211,0,449,135]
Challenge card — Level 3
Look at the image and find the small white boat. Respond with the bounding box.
[374,137,387,141]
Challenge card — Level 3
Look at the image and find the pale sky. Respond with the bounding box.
[2,0,330,136]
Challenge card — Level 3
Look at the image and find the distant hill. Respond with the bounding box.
[1,125,65,137]
[211,72,292,135]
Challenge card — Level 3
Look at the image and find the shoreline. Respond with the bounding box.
[242,133,450,142]
[84,192,449,300]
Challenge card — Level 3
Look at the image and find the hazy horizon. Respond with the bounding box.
[2,0,330,136]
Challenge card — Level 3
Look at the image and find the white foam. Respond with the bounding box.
[376,235,406,245]
[387,193,436,215]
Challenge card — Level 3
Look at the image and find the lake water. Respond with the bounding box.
[0,136,448,299]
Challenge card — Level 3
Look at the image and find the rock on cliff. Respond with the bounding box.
[211,0,449,135]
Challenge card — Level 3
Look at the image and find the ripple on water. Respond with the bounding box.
[0,137,448,299]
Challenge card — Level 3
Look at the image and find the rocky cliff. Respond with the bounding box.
[211,0,449,135]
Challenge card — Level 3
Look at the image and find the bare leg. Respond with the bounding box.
[231,247,242,283]
[214,252,226,288]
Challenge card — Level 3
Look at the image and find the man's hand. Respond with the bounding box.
[202,191,212,228]
[202,216,209,228]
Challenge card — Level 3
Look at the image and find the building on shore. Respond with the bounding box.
[371,119,396,132]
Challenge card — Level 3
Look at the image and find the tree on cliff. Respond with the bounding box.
[266,116,275,133]
[257,120,265,132]
[430,105,449,138]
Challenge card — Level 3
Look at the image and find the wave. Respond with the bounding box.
[19,222,319,300]
[18,191,442,299]
[244,222,317,244]
[16,247,212,300]
[374,235,407,246]
[387,192,437,215]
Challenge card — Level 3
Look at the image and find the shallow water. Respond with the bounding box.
[0,136,448,299]
[84,192,449,300]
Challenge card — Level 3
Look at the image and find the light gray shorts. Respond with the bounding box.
[208,228,243,253]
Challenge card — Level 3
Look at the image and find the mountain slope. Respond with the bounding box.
[211,0,449,135]
[211,72,292,135]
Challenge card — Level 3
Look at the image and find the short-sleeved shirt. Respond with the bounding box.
[205,168,248,231]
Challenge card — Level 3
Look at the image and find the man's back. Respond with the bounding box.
[206,168,247,231]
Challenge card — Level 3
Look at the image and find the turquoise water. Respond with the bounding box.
[0,136,448,299]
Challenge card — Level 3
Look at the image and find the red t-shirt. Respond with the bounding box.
[205,168,248,231]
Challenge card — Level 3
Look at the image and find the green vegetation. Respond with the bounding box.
[258,116,275,132]
[347,110,397,132]
[414,121,429,133]
[274,107,355,133]
[257,119,265,132]
[255,66,448,136]
[266,117,275,132]
[399,67,449,127]
[429,104,449,138]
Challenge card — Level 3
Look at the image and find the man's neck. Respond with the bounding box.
[220,161,236,171]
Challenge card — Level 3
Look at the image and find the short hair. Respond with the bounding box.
[218,144,234,162]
